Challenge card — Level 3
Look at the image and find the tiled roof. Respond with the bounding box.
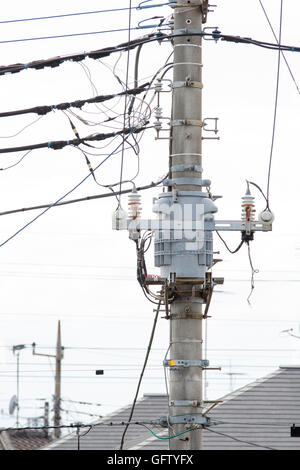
[45,366,300,451]
[0,429,53,450]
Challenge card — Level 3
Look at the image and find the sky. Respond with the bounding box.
[0,0,299,433]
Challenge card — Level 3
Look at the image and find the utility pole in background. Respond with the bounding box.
[32,320,64,438]
[12,344,26,428]
[113,0,273,451]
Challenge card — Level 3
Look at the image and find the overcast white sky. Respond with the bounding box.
[0,0,299,431]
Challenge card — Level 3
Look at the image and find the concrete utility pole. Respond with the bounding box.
[113,0,273,451]
[32,320,64,438]
[166,0,207,450]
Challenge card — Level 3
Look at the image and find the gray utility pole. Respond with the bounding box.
[164,0,208,450]
[32,320,64,438]
[113,0,273,451]
[12,344,26,428]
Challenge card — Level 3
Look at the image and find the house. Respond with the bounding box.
[0,428,53,450]
[44,366,300,451]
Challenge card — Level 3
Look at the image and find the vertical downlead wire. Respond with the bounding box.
[119,300,162,450]
[118,1,133,209]
[266,0,283,209]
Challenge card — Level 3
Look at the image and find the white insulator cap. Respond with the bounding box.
[154,80,163,93]
[128,191,142,220]
[155,107,163,118]
[258,209,275,224]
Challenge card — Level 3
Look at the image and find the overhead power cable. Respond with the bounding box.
[0,138,129,249]
[0,3,173,24]
[258,0,300,96]
[204,427,276,451]
[0,176,166,217]
[0,124,148,154]
[0,82,150,118]
[266,0,283,210]
[1,31,299,78]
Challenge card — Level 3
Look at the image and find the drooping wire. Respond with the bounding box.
[119,300,162,450]
[246,241,259,305]
[0,150,32,171]
[266,0,283,210]
[216,231,244,254]
[204,426,276,451]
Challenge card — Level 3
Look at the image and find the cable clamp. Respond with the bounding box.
[171,119,203,127]
[173,28,203,36]
[164,359,209,369]
[157,415,210,426]
[171,164,202,173]
[172,80,203,89]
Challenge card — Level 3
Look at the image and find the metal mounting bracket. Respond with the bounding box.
[164,359,209,368]
[169,415,210,425]
[172,80,203,89]
[170,400,202,407]
[171,119,203,127]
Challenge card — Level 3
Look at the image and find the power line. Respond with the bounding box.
[258,0,300,96]
[0,25,166,46]
[1,31,299,78]
[0,82,149,118]
[0,175,166,217]
[0,3,173,24]
[265,0,283,210]
[0,123,147,154]
[0,137,129,248]
[204,427,277,451]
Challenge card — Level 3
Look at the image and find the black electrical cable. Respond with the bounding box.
[216,231,244,254]
[0,124,149,154]
[119,299,162,450]
[247,180,268,206]
[266,0,283,210]
[0,176,167,217]
[1,30,299,78]
[204,427,276,451]
[0,83,150,119]
[246,241,259,305]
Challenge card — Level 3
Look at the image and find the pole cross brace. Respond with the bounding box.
[164,359,209,368]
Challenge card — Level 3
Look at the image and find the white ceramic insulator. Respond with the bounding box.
[128,192,142,219]
[241,194,256,221]
[155,107,163,118]
[154,81,163,93]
